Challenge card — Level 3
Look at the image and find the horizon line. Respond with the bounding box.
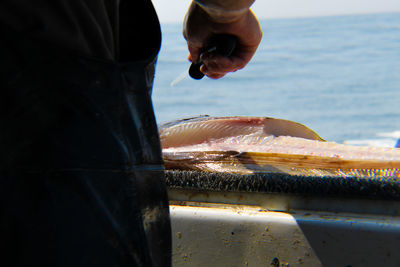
[158,10,400,25]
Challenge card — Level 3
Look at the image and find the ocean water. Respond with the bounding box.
[152,12,400,147]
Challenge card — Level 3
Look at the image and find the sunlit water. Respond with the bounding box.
[153,12,400,147]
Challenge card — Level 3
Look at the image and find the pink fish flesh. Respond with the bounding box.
[159,116,400,176]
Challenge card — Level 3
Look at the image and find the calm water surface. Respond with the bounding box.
[153,13,400,147]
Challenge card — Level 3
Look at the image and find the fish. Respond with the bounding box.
[159,116,400,177]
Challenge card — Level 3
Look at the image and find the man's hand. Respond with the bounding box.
[183,1,262,79]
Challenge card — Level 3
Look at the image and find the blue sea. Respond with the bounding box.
[152,12,400,147]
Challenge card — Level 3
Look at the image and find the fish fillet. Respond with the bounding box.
[159,116,400,177]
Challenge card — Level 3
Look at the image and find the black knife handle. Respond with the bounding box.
[189,34,238,80]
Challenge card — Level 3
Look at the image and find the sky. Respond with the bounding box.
[152,0,400,23]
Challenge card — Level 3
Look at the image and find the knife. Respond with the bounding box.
[170,34,238,86]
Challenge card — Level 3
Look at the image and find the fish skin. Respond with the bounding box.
[160,116,400,177]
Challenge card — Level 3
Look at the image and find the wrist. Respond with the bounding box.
[193,0,254,23]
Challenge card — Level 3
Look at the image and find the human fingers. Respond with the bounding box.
[199,41,257,78]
